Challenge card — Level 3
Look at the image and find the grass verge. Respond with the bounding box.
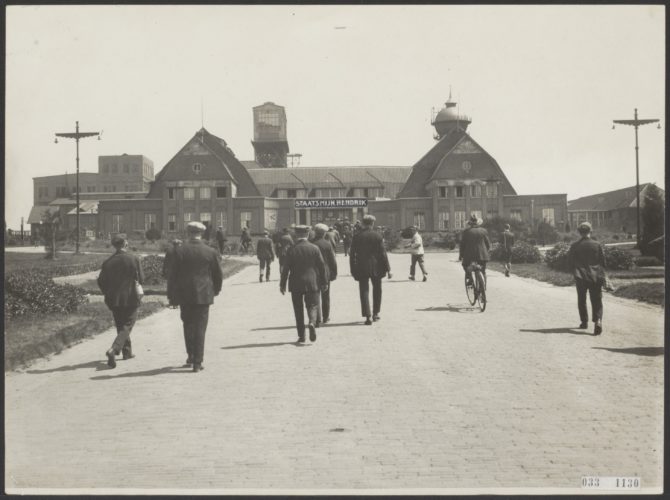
[4,259,254,371]
[4,252,108,276]
[612,283,665,306]
[488,261,574,286]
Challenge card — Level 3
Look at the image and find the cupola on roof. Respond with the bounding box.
[432,92,471,138]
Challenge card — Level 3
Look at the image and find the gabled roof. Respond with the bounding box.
[568,183,659,211]
[27,205,59,224]
[150,128,261,197]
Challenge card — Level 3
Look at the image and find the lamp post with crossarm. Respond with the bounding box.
[612,109,660,247]
[54,121,101,254]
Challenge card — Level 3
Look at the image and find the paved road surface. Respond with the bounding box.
[5,253,664,494]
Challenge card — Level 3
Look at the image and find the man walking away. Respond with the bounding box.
[276,227,294,274]
[406,225,428,281]
[568,221,605,335]
[240,227,252,254]
[280,225,327,343]
[342,224,353,257]
[97,234,144,368]
[256,230,275,282]
[501,224,515,277]
[312,223,338,326]
[168,221,223,372]
[349,214,392,325]
[215,226,227,255]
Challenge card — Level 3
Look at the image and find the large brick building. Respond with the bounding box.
[29,99,568,238]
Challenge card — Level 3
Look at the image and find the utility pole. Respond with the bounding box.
[613,109,660,247]
[55,121,101,254]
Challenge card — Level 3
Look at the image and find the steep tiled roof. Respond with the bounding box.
[568,183,657,211]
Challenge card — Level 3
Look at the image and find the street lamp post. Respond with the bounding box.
[612,109,660,247]
[55,121,100,254]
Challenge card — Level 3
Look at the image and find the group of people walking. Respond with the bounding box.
[96,212,608,372]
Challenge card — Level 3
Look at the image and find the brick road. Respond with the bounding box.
[5,252,664,494]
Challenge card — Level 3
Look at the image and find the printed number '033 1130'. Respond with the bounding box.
[581,476,641,489]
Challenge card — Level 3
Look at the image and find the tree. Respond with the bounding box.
[41,209,61,260]
[640,184,664,258]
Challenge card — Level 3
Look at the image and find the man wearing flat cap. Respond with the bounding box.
[97,234,145,368]
[280,225,327,343]
[349,214,391,325]
[459,214,491,286]
[168,221,223,372]
[568,221,606,335]
[275,227,295,275]
[312,223,338,325]
[256,230,275,282]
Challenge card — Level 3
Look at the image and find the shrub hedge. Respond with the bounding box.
[4,271,88,319]
[603,246,634,270]
[634,256,663,267]
[490,241,543,263]
[543,241,635,271]
[141,254,166,285]
[544,242,571,272]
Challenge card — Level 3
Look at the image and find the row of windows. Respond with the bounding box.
[275,187,384,199]
[438,184,498,199]
[167,186,228,200]
[411,207,556,230]
[101,163,153,177]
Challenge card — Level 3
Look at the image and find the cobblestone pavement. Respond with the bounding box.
[5,253,664,494]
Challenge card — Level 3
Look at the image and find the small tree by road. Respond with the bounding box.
[41,209,61,260]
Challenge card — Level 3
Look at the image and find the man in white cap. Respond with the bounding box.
[280,225,327,343]
[349,214,391,325]
[568,221,606,335]
[312,223,338,325]
[256,230,275,282]
[167,221,223,372]
[459,214,491,286]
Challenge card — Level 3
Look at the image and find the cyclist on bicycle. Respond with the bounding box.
[459,214,491,286]
[240,226,252,254]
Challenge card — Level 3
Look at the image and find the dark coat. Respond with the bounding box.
[349,227,390,280]
[256,236,275,261]
[280,239,326,292]
[97,250,144,308]
[313,237,338,282]
[324,231,338,250]
[568,237,606,283]
[459,227,491,262]
[215,229,226,243]
[277,233,294,257]
[501,230,515,250]
[168,238,223,305]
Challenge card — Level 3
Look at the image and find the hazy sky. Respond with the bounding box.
[5,5,665,228]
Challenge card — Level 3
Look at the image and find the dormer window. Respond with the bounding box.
[462,161,472,173]
[193,163,202,174]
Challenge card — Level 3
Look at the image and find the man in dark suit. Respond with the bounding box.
[97,234,145,368]
[256,230,275,282]
[568,221,606,335]
[501,224,515,277]
[280,225,327,343]
[276,227,294,274]
[168,221,223,372]
[459,215,491,285]
[215,226,227,255]
[349,214,392,325]
[312,223,338,326]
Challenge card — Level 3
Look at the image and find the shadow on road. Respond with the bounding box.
[322,321,365,327]
[416,305,476,313]
[221,342,299,350]
[592,346,664,357]
[27,360,108,374]
[519,327,593,336]
[90,366,187,380]
[251,325,297,331]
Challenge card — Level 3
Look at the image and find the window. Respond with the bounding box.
[87,186,96,192]
[38,186,49,198]
[216,211,228,229]
[542,208,555,226]
[200,212,211,224]
[241,211,252,229]
[168,214,176,232]
[455,186,464,198]
[486,208,499,219]
[486,183,498,198]
[455,211,467,230]
[259,111,280,126]
[183,212,193,222]
[123,164,130,173]
[317,188,345,198]
[216,186,227,198]
[439,186,448,198]
[144,213,156,231]
[438,212,450,230]
[111,164,118,174]
[101,164,109,174]
[184,188,195,200]
[462,160,472,173]
[112,214,123,233]
[133,164,140,173]
[413,212,426,230]
[168,188,175,200]
[510,209,522,221]
[287,189,297,198]
[200,187,211,200]
[470,184,482,198]
[192,163,202,174]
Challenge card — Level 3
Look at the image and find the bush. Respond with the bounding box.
[483,216,528,243]
[141,254,166,285]
[604,246,634,270]
[4,271,88,319]
[145,227,161,242]
[383,229,402,251]
[634,256,663,267]
[544,242,571,271]
[491,241,542,264]
[532,221,560,245]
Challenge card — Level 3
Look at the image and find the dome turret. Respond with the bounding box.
[432,95,471,138]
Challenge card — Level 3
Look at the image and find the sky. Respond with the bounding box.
[4,4,665,229]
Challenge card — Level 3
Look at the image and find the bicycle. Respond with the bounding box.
[465,263,487,312]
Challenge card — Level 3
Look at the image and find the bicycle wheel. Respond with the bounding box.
[465,274,477,306]
[476,271,487,312]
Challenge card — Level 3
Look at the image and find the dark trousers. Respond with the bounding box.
[576,278,603,323]
[358,277,382,318]
[110,306,138,355]
[217,240,225,253]
[291,291,320,338]
[317,286,331,323]
[410,254,427,277]
[259,258,271,278]
[343,241,351,256]
[463,260,487,282]
[180,304,210,364]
